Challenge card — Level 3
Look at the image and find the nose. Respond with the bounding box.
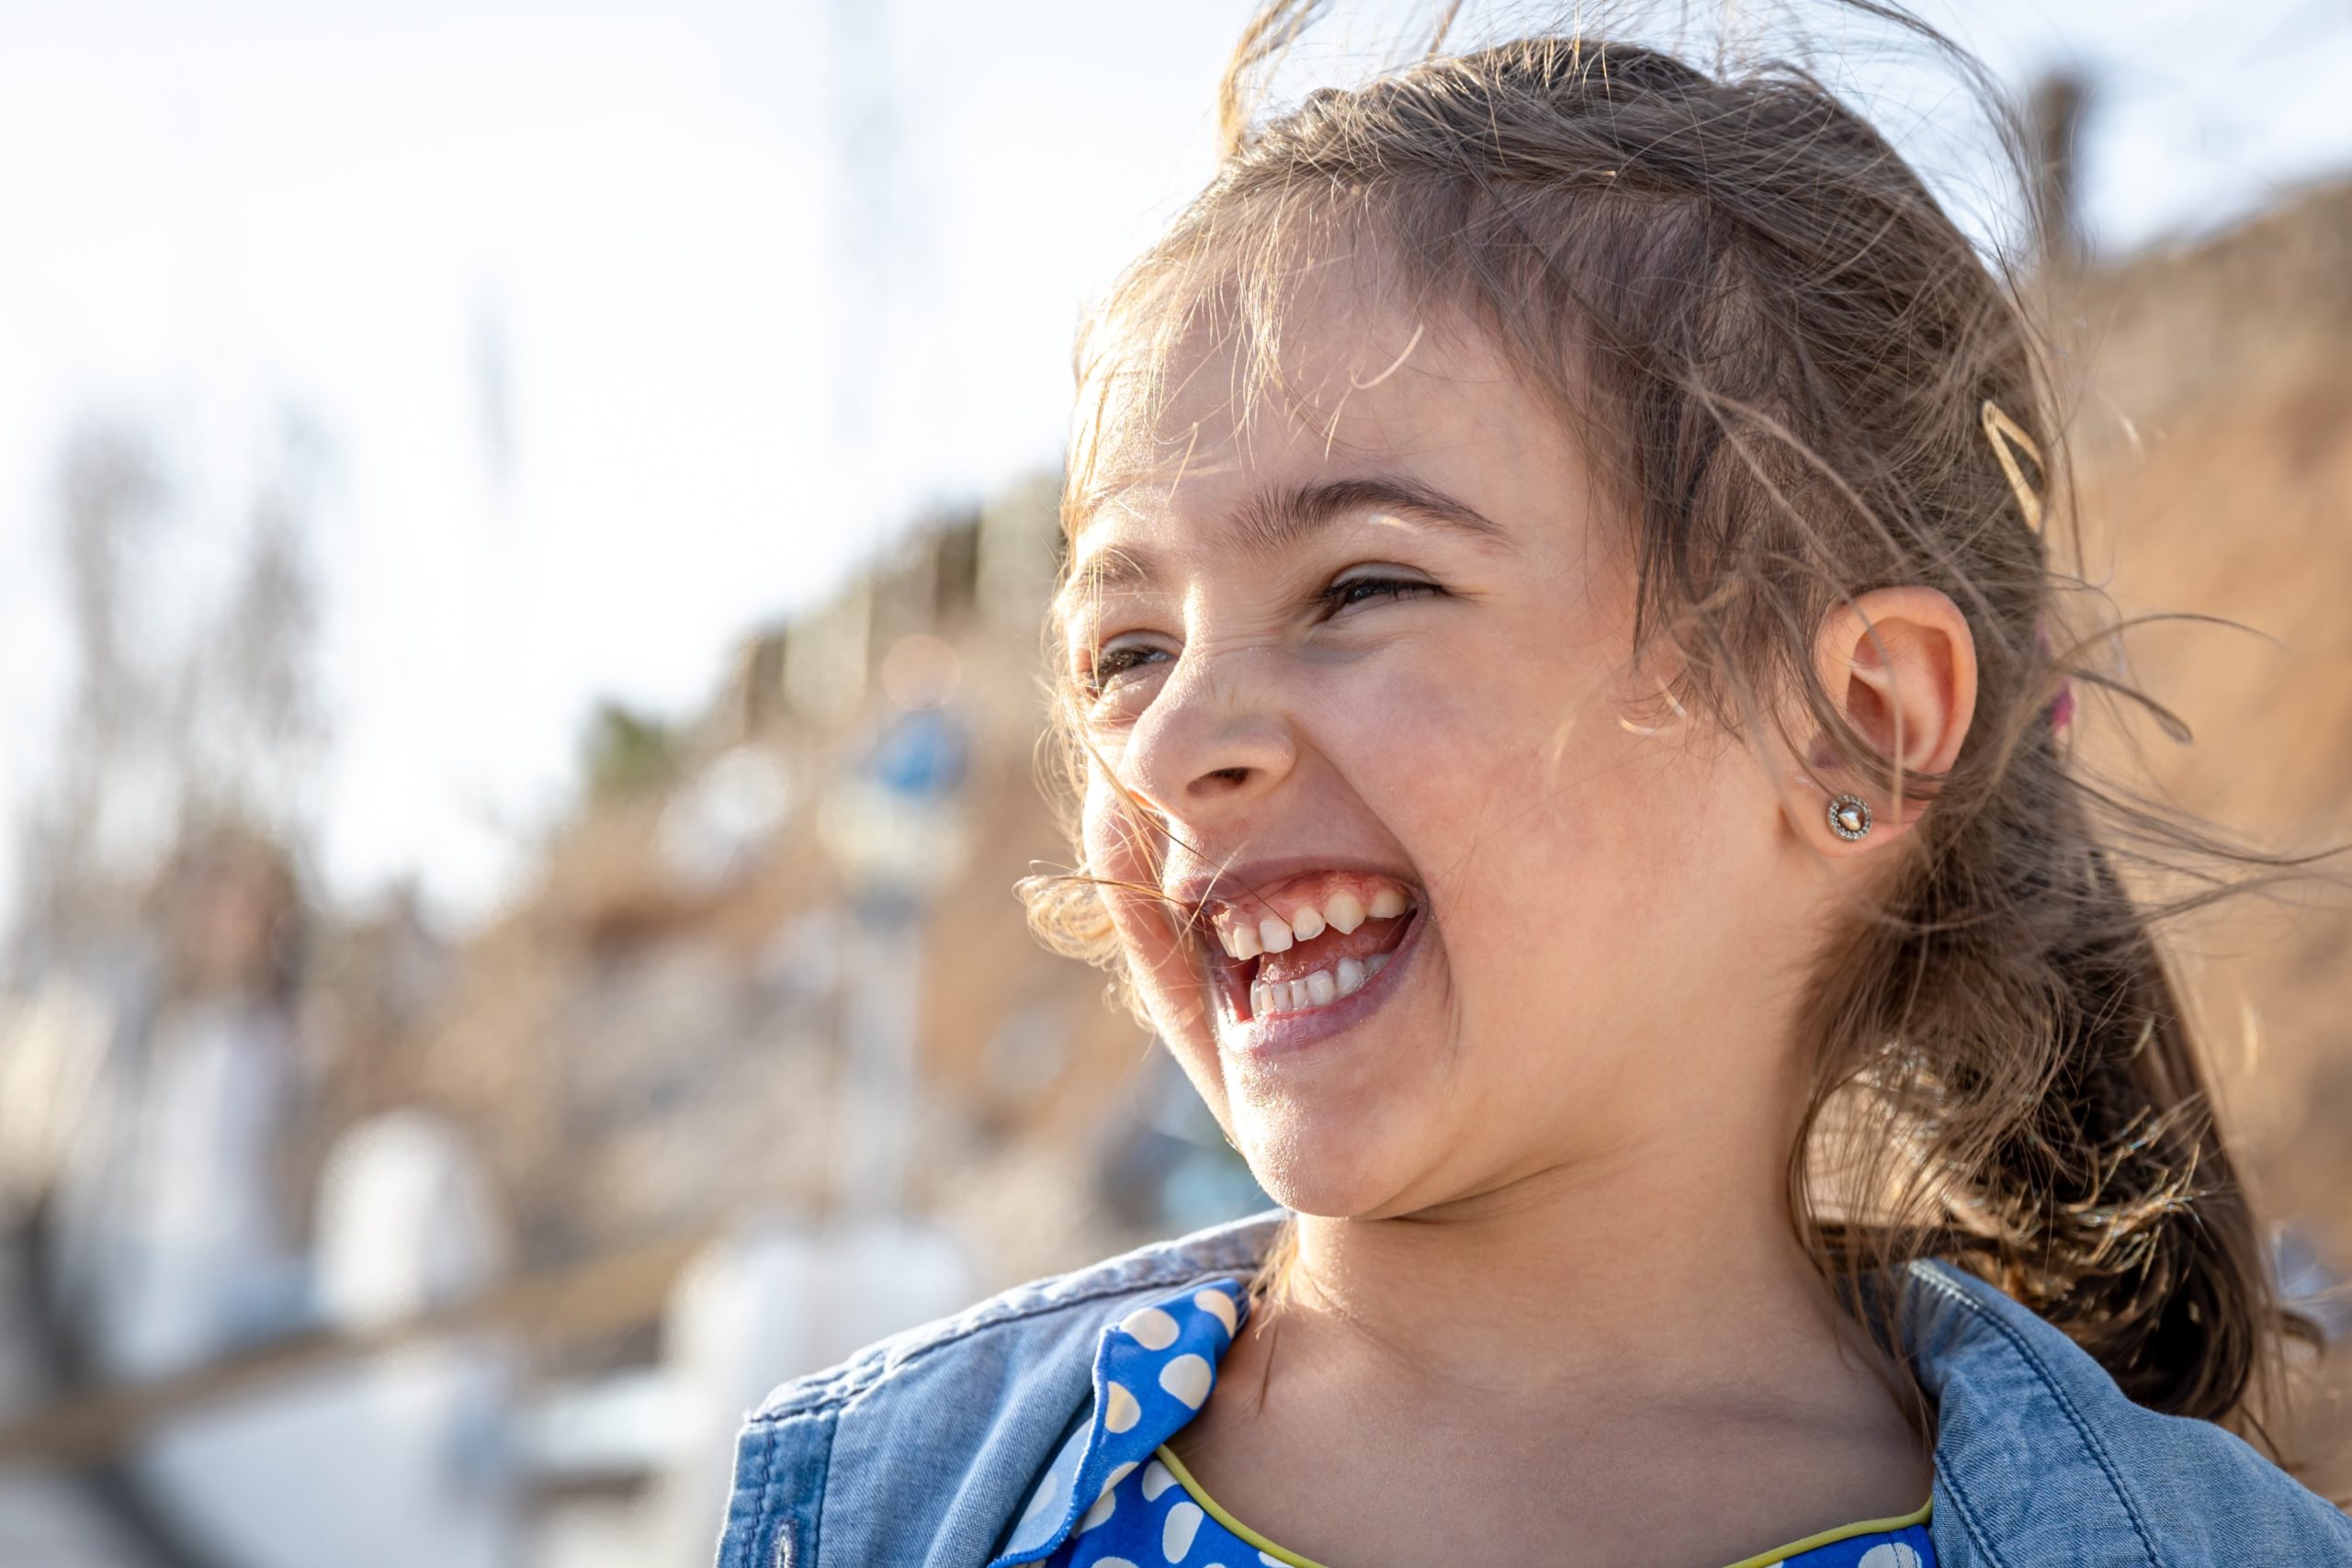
[1116,645,1297,824]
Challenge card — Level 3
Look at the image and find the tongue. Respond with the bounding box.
[1256,911,1411,985]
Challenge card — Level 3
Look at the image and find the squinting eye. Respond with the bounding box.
[1323,575,1442,613]
[1082,643,1168,696]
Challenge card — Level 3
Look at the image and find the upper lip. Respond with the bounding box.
[1161,852,1422,928]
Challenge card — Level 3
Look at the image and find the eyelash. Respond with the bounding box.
[1322,574,1439,613]
[1080,574,1442,695]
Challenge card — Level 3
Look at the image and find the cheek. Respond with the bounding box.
[1311,644,1598,888]
[1315,641,1697,1003]
[1080,767,1235,1118]
[1079,767,1197,998]
[1080,760,1162,874]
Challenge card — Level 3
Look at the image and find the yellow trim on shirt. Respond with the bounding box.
[1154,1446,1330,1568]
[1152,1443,1931,1568]
[1716,1497,1934,1568]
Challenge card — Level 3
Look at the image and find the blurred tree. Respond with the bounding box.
[11,422,169,972]
[580,700,682,800]
[2029,69,2091,271]
[8,410,332,980]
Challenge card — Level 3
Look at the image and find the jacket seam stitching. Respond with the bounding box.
[740,1416,774,1568]
[1935,1454,2008,1568]
[802,1407,836,1568]
[1917,1269,2163,1566]
[749,1264,1253,1424]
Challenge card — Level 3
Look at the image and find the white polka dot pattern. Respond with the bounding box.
[1103,1382,1141,1434]
[989,1280,1246,1566]
[1122,1306,1181,1350]
[1157,1354,1212,1410]
[1015,1472,1059,1534]
[1162,1499,1205,1561]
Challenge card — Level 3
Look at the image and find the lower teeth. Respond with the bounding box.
[1250,952,1391,1020]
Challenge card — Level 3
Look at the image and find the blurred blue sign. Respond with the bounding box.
[858,707,969,801]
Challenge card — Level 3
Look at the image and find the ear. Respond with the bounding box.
[1783,585,1977,852]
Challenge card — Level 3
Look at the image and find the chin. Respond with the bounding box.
[1220,1086,1436,1221]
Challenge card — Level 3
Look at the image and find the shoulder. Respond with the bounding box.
[1903,1257,2352,1565]
[714,1208,1285,1568]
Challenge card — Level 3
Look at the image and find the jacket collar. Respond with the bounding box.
[1890,1253,2352,1564]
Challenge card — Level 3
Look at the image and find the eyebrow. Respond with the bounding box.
[1062,473,1515,602]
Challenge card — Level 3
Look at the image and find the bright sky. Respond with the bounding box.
[0,0,2346,935]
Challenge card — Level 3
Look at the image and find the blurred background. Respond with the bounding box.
[0,1,2346,1562]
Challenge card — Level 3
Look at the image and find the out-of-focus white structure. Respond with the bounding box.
[131,1109,517,1568]
[648,1214,975,1567]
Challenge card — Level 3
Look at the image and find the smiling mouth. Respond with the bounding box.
[1192,871,1420,1024]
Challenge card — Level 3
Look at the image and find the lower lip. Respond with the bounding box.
[1213,907,1426,1061]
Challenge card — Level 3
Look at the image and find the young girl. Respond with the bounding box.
[715,6,2352,1564]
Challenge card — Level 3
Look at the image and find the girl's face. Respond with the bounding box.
[1069,266,1837,1220]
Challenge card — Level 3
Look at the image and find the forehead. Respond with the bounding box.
[1061,254,1589,596]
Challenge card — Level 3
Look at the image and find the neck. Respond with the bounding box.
[1276,1135,1870,1406]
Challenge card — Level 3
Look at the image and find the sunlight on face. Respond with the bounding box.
[1067,251,1818,1221]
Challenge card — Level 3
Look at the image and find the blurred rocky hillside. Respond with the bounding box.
[2061,177,2352,1487]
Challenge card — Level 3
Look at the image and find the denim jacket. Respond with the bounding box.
[712,1207,2352,1567]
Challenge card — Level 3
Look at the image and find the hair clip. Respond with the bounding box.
[1981,399,2044,533]
[1990,404,2073,734]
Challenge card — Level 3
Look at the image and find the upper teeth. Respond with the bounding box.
[1214,884,1411,959]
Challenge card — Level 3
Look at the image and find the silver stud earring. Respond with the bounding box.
[1827,793,1872,840]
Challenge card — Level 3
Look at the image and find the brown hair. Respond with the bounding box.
[1014,0,2340,1445]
